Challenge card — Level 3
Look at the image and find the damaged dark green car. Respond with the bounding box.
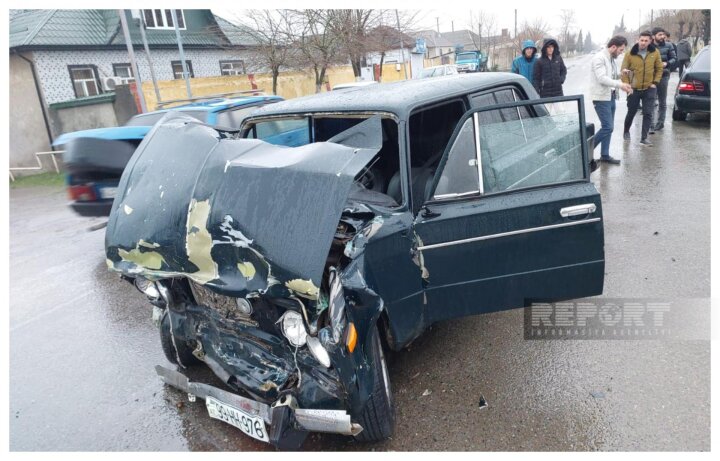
[105,73,605,448]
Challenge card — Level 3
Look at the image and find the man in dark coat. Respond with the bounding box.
[650,27,677,131]
[533,38,567,98]
[676,38,693,75]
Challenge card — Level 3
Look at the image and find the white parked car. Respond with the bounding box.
[417,64,458,79]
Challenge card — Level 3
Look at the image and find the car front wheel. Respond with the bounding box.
[354,325,395,442]
[160,310,200,366]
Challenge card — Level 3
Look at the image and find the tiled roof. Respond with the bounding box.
[412,29,453,48]
[9,9,255,49]
[441,30,483,50]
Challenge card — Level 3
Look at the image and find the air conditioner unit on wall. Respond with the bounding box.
[102,76,124,91]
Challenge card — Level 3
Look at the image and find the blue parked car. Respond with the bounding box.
[54,95,283,217]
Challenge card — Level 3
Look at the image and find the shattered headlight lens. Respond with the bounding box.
[279,311,308,347]
[135,277,160,300]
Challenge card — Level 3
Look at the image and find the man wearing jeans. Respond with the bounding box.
[621,31,664,146]
[589,35,633,164]
[651,27,677,131]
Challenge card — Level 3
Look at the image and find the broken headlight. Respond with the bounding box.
[278,310,308,347]
[135,277,160,301]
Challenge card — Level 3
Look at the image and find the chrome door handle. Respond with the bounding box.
[560,203,596,217]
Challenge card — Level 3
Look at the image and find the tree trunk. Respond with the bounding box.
[316,66,327,93]
[378,52,385,82]
[351,58,362,78]
[272,66,279,95]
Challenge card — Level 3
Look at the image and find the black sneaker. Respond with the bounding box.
[623,132,630,141]
[640,139,653,147]
[600,156,621,165]
[655,122,664,131]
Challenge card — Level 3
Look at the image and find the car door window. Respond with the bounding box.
[432,97,586,199]
[434,118,479,198]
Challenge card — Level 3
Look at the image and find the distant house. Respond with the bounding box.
[9,9,257,168]
[364,26,424,79]
[412,30,455,65]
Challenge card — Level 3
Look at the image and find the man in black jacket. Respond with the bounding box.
[533,38,567,98]
[651,27,677,131]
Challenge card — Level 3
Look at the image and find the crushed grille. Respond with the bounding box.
[189,281,256,324]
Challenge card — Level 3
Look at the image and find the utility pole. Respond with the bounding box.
[171,9,192,99]
[118,9,147,113]
[134,11,161,103]
[436,17,440,34]
[452,21,454,32]
[514,9,517,40]
[650,9,654,28]
[395,9,408,80]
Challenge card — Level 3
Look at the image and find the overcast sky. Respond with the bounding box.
[213,6,656,48]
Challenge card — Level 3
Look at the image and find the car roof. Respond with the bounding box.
[248,73,530,120]
[144,96,283,115]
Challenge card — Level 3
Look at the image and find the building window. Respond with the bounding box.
[171,60,194,79]
[220,60,246,76]
[68,65,101,98]
[112,63,135,82]
[143,9,185,30]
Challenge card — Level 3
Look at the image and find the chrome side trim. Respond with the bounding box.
[417,217,602,251]
[474,113,484,194]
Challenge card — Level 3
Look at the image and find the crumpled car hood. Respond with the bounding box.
[105,113,380,298]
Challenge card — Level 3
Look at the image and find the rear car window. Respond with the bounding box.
[692,49,711,71]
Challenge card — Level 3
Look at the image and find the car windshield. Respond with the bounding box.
[124,110,209,127]
[457,53,477,60]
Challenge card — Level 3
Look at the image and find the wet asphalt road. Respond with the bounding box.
[9,55,710,451]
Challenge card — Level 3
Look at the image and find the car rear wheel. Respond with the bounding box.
[160,310,200,366]
[672,105,687,121]
[354,325,395,442]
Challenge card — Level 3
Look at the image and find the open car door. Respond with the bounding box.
[412,95,605,324]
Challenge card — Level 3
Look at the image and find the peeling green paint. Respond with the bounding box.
[237,261,256,280]
[286,279,319,300]
[118,246,165,270]
[185,199,219,284]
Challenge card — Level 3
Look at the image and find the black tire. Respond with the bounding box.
[354,325,395,442]
[672,105,687,121]
[160,310,200,366]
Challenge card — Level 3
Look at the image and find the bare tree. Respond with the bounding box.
[325,9,379,78]
[291,10,344,92]
[558,9,576,55]
[368,10,420,81]
[234,9,295,95]
[517,18,551,45]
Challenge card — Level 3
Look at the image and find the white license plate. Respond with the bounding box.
[99,187,117,199]
[206,396,269,442]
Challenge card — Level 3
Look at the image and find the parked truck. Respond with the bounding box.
[455,50,488,72]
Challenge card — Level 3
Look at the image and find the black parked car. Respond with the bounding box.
[105,73,604,448]
[673,45,711,121]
